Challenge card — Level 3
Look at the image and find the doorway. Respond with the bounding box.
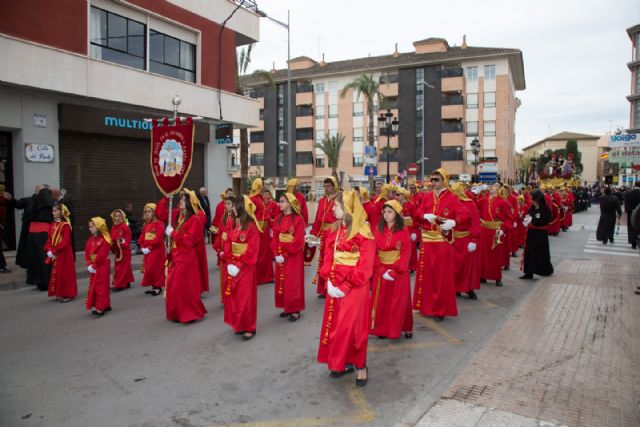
[0,132,16,251]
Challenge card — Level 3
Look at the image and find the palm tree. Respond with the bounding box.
[236,44,273,193]
[340,74,384,190]
[315,132,345,181]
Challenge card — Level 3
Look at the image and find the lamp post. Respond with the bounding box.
[470,136,480,181]
[378,109,399,184]
[257,9,292,179]
[418,79,435,183]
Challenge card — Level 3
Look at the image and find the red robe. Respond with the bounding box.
[45,221,77,299]
[250,194,275,285]
[294,191,309,225]
[85,235,111,311]
[317,226,375,371]
[195,210,209,293]
[139,220,166,288]
[507,194,520,255]
[310,194,337,295]
[110,222,134,289]
[370,226,413,338]
[210,199,226,247]
[547,192,562,235]
[156,197,180,228]
[362,200,377,226]
[224,221,260,333]
[271,213,306,313]
[214,215,234,304]
[266,200,280,227]
[413,189,466,317]
[402,200,419,271]
[166,215,207,323]
[477,196,512,281]
[563,191,575,228]
[452,199,482,294]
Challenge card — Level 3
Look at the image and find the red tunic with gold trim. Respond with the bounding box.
[413,189,466,317]
[139,220,166,288]
[110,222,134,289]
[547,192,562,235]
[310,194,337,295]
[563,191,575,228]
[45,221,77,299]
[271,213,306,313]
[294,191,309,225]
[477,196,512,281]
[85,235,111,311]
[402,200,419,271]
[223,221,260,333]
[166,214,207,323]
[195,210,209,293]
[214,214,234,303]
[250,194,275,285]
[370,225,413,339]
[317,225,375,371]
[452,199,482,294]
[156,197,180,228]
[266,200,280,228]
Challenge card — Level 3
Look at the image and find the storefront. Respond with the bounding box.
[58,104,209,249]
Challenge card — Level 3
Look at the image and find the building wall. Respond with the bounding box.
[522,138,600,183]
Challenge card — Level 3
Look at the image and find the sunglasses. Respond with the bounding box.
[430,178,441,182]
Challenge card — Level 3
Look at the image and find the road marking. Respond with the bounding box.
[221,383,375,427]
[584,231,637,257]
[417,316,463,344]
[584,249,637,257]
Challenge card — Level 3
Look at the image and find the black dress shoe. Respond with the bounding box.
[242,331,256,341]
[503,265,510,271]
[519,274,533,280]
[435,316,444,322]
[317,294,326,299]
[455,292,461,297]
[234,331,245,335]
[480,278,487,283]
[467,290,478,300]
[404,332,413,339]
[496,280,503,287]
[279,312,290,318]
[355,367,368,387]
[377,336,387,340]
[289,313,301,322]
[330,365,355,378]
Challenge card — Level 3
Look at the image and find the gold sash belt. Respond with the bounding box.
[421,230,445,242]
[231,242,248,256]
[279,233,294,243]
[144,231,156,240]
[378,249,400,264]
[453,230,470,238]
[481,219,502,230]
[334,250,360,266]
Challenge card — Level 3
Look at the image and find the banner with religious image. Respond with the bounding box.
[150,118,195,196]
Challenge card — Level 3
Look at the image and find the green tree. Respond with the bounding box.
[315,132,345,181]
[236,44,274,194]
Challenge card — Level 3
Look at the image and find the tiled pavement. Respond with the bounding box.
[425,256,640,427]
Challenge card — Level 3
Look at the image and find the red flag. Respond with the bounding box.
[150,122,195,196]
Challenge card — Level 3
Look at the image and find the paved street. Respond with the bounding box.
[0,208,638,427]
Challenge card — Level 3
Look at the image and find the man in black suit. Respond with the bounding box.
[198,187,212,241]
[624,181,640,250]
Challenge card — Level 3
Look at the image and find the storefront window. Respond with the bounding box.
[90,7,146,71]
[149,30,196,83]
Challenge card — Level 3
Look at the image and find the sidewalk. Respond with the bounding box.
[413,255,640,426]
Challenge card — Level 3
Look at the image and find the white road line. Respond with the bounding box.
[584,245,636,252]
[583,249,638,257]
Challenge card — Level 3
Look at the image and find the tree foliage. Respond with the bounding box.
[314,132,345,180]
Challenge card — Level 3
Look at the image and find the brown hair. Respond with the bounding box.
[378,204,404,232]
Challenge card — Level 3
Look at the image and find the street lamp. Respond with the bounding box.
[470,136,480,181]
[378,109,399,184]
[256,9,292,179]
[418,79,435,183]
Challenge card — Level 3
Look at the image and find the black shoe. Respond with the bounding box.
[59,297,73,303]
[467,290,478,300]
[279,312,290,318]
[632,245,637,250]
[234,331,245,335]
[330,365,355,378]
[635,287,640,295]
[455,292,461,297]
[242,331,256,341]
[317,294,326,299]
[603,240,607,245]
[0,267,11,273]
[435,316,444,322]
[144,289,154,294]
[610,238,614,243]
[480,278,487,283]
[496,280,503,287]
[355,367,368,387]
[519,274,533,280]
[377,336,387,340]
[150,288,162,296]
[503,265,510,271]
[404,332,413,339]
[92,310,105,317]
[288,313,301,322]
[111,287,123,293]
[511,253,517,258]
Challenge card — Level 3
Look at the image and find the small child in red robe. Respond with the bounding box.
[85,217,112,316]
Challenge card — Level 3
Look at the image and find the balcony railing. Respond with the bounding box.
[441,67,464,78]
[442,95,464,105]
[231,0,258,12]
[297,83,314,93]
[441,121,464,133]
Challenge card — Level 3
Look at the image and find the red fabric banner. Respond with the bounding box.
[150,122,195,196]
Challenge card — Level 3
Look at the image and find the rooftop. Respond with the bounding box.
[522,131,601,151]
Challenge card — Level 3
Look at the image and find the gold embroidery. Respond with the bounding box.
[279,233,294,243]
[231,242,248,256]
[421,230,446,242]
[334,250,360,266]
[378,249,400,264]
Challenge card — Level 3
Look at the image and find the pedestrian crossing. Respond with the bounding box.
[584,227,638,257]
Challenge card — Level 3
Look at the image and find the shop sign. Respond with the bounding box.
[32,114,47,128]
[608,147,640,163]
[104,116,152,130]
[25,144,54,163]
[609,132,639,148]
[215,123,234,144]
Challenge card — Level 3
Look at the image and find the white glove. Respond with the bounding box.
[165,225,174,236]
[410,233,417,242]
[440,219,456,231]
[471,186,481,195]
[382,270,395,281]
[269,228,274,238]
[141,247,150,255]
[227,264,240,277]
[274,255,285,264]
[512,222,517,228]
[87,266,96,274]
[307,240,318,248]
[523,215,532,227]
[218,251,224,258]
[499,229,505,238]
[467,242,477,252]
[423,213,437,223]
[327,281,345,298]
[480,184,488,191]
[47,250,55,259]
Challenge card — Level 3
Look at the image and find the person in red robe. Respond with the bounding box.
[450,183,482,299]
[263,189,280,228]
[214,196,234,304]
[317,190,374,387]
[355,186,376,225]
[139,203,166,296]
[545,186,562,236]
[369,200,413,339]
[309,177,339,297]
[477,182,513,287]
[185,188,209,294]
[397,187,419,272]
[85,217,112,316]
[506,186,521,257]
[371,183,396,227]
[515,195,528,248]
[109,209,134,291]
[286,178,309,225]
[497,187,517,271]
[413,168,467,321]
[249,178,274,285]
[164,192,207,324]
[210,188,234,248]
[45,203,77,302]
[271,193,306,321]
[223,195,261,340]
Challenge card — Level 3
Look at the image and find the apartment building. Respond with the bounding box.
[0,0,260,249]
[238,37,525,197]
[627,23,640,133]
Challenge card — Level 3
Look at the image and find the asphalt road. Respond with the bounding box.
[0,209,602,427]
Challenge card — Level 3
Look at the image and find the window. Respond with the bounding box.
[466,121,478,136]
[466,66,478,81]
[316,130,325,143]
[149,29,196,82]
[379,73,399,83]
[353,103,363,117]
[315,83,325,94]
[484,121,496,136]
[382,96,398,109]
[353,127,363,142]
[634,100,640,128]
[442,146,463,161]
[250,131,264,143]
[296,127,314,140]
[484,92,496,108]
[328,104,338,118]
[328,81,338,92]
[484,149,496,158]
[353,155,363,167]
[635,70,640,95]
[259,109,264,120]
[484,65,496,81]
[90,7,146,70]
[315,157,325,168]
[250,154,264,166]
[329,129,338,138]
[466,93,478,109]
[296,151,313,164]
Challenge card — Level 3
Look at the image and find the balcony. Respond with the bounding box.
[441,76,464,93]
[441,132,465,146]
[441,120,464,133]
[441,104,464,120]
[296,90,313,105]
[442,94,464,105]
[441,68,463,78]
[296,164,313,177]
[297,83,314,93]
[379,83,399,98]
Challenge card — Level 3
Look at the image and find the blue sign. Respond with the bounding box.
[364,146,377,156]
[104,116,152,130]
[478,172,498,183]
[364,166,378,176]
[216,123,234,144]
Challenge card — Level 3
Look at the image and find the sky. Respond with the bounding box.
[245,0,640,150]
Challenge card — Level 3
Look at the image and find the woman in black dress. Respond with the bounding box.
[520,190,554,279]
[596,187,622,244]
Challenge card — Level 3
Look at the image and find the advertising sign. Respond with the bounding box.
[608,147,640,164]
[609,132,639,148]
[25,144,54,163]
